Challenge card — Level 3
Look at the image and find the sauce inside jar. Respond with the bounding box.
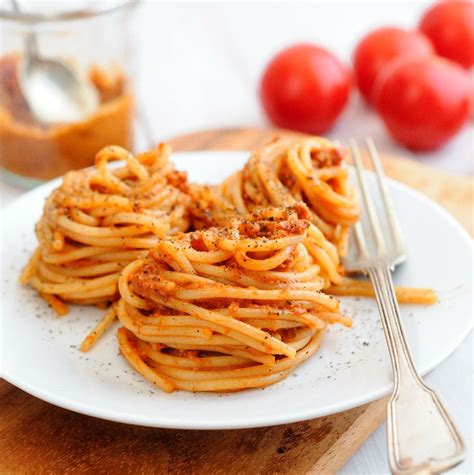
[0,54,134,182]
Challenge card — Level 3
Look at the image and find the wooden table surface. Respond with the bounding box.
[1,128,472,474]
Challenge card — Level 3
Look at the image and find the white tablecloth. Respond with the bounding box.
[1,2,472,473]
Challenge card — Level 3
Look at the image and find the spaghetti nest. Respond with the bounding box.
[117,204,350,393]
[20,144,190,319]
[190,136,359,257]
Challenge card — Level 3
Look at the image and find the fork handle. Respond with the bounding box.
[368,266,465,474]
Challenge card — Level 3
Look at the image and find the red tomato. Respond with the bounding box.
[374,56,470,151]
[260,44,351,134]
[353,27,434,104]
[470,75,474,119]
[419,1,474,68]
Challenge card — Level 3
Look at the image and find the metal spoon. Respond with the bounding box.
[11,0,99,125]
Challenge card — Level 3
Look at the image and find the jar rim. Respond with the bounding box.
[0,0,138,24]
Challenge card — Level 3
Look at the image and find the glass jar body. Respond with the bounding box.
[0,3,136,187]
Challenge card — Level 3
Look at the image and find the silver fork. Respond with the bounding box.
[344,138,465,475]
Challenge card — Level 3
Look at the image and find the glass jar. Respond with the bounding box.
[0,1,138,187]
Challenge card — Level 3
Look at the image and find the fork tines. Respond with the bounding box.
[347,138,405,270]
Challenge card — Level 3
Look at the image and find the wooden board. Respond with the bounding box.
[1,127,472,474]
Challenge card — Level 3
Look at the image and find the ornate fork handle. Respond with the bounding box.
[369,266,465,474]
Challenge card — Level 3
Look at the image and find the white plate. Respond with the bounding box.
[1,151,472,429]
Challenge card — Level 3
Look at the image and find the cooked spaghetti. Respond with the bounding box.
[20,135,436,391]
[117,204,351,392]
[20,144,190,349]
[192,137,359,254]
[189,137,358,289]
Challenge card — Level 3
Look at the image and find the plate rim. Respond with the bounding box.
[1,150,472,430]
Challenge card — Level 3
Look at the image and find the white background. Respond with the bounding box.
[1,1,473,474]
